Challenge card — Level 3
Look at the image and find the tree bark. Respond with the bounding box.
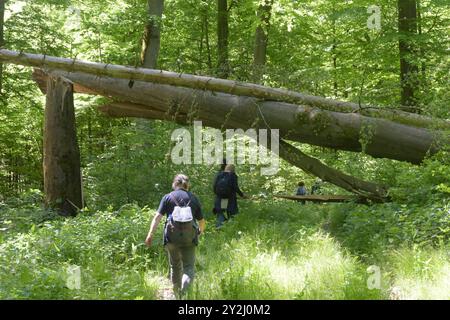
[203,7,212,70]
[1,49,448,130]
[35,69,447,166]
[217,0,229,78]
[416,0,427,86]
[252,0,273,83]
[0,0,5,94]
[141,0,164,69]
[44,76,83,216]
[398,0,419,108]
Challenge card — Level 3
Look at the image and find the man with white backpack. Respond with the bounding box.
[145,174,206,297]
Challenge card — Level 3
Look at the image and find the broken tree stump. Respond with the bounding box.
[44,75,83,216]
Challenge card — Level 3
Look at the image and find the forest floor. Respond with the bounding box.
[0,198,449,299]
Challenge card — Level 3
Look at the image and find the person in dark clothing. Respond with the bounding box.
[296,181,307,196]
[213,164,246,228]
[211,158,228,199]
[145,174,206,296]
[311,179,322,195]
[211,158,227,213]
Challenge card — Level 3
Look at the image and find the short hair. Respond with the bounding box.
[224,164,235,173]
[172,174,189,190]
[298,181,305,187]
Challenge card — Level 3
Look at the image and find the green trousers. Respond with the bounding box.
[165,243,196,295]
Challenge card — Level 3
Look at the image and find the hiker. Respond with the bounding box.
[211,158,227,217]
[145,174,206,297]
[213,164,246,228]
[210,158,228,199]
[296,181,307,205]
[311,179,322,195]
[296,181,307,196]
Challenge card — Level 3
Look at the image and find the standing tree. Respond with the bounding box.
[0,0,5,93]
[217,0,229,78]
[398,0,419,110]
[200,1,212,71]
[141,0,164,69]
[252,0,273,83]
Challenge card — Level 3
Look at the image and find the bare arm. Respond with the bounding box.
[198,218,206,235]
[145,212,164,246]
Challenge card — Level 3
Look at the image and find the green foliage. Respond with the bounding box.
[327,200,449,257]
[0,0,449,300]
[389,151,450,203]
[1,198,448,299]
[0,204,160,299]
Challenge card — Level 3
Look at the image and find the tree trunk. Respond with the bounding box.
[331,14,338,98]
[44,76,83,216]
[398,0,419,109]
[252,0,273,83]
[416,0,426,86]
[0,0,5,94]
[34,69,447,166]
[2,49,445,130]
[139,0,164,131]
[217,0,229,78]
[203,6,212,70]
[141,0,164,69]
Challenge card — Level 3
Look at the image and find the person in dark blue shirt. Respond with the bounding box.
[296,181,307,205]
[296,181,307,196]
[145,174,205,296]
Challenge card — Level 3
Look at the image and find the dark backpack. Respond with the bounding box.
[164,192,199,246]
[214,172,233,198]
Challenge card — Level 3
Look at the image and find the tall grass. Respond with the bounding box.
[0,199,448,299]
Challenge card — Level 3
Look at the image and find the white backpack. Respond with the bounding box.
[166,192,199,246]
[170,193,193,222]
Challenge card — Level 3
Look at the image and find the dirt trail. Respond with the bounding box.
[156,277,176,300]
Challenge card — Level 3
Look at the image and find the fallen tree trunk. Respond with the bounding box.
[96,100,389,201]
[34,69,448,165]
[274,194,360,203]
[1,49,448,130]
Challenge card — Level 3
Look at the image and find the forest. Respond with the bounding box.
[0,0,449,300]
